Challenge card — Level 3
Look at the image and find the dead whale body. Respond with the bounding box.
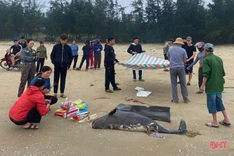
[92,109,187,138]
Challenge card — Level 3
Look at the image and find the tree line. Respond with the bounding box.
[0,0,234,44]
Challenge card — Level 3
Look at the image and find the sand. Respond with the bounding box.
[0,41,233,156]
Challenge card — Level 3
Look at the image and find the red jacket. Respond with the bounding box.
[9,86,49,121]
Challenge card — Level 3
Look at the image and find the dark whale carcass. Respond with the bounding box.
[92,109,187,138]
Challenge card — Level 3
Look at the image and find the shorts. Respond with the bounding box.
[207,93,225,114]
[164,54,168,60]
[185,62,193,74]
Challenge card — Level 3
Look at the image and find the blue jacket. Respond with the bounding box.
[70,44,79,56]
[30,74,51,90]
[82,44,90,55]
[93,44,103,54]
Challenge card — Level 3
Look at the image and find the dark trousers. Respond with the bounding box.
[198,67,203,88]
[94,54,101,69]
[79,55,89,69]
[36,58,45,73]
[69,55,78,69]
[10,107,42,125]
[105,66,117,90]
[45,95,58,105]
[54,64,68,93]
[18,64,35,97]
[133,70,142,80]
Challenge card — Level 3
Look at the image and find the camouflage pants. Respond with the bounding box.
[18,64,35,97]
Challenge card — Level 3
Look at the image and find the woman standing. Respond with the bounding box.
[30,66,58,104]
[187,42,206,94]
[93,39,103,69]
[76,40,90,71]
[9,78,50,130]
[36,41,47,73]
[68,40,79,70]
[89,40,94,69]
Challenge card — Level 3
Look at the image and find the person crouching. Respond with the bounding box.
[9,78,51,130]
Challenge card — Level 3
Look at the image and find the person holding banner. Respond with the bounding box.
[127,37,144,81]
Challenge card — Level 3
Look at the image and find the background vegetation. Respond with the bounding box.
[0,0,233,44]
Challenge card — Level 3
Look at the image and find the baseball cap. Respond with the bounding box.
[186,36,192,41]
[204,43,214,52]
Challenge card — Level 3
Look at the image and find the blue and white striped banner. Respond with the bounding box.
[118,53,170,70]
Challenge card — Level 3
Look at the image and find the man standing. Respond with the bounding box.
[104,37,121,93]
[50,34,72,98]
[127,37,144,81]
[8,40,22,65]
[184,36,196,85]
[163,38,174,71]
[182,37,187,49]
[18,39,38,97]
[200,43,231,128]
[167,37,190,103]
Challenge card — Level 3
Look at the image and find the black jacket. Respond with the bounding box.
[50,43,72,65]
[127,43,143,55]
[104,45,118,67]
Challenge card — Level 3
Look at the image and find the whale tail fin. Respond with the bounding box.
[178,120,187,134]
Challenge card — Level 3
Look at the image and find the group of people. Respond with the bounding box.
[8,34,231,130]
[70,39,103,71]
[165,36,231,128]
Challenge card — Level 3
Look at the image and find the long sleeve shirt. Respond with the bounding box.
[50,43,73,65]
[127,43,143,55]
[93,44,103,54]
[189,50,205,68]
[163,42,170,54]
[70,44,79,56]
[9,86,49,121]
[37,46,47,59]
[20,47,36,64]
[104,45,118,67]
[82,44,90,55]
[202,53,225,93]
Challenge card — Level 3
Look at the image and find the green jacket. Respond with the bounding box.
[202,53,225,93]
[37,46,47,59]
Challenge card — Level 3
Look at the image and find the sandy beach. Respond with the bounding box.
[0,41,233,156]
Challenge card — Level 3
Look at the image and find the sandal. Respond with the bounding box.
[205,122,219,128]
[114,87,121,91]
[60,94,67,98]
[24,123,39,130]
[219,120,231,127]
[171,99,179,103]
[106,89,113,93]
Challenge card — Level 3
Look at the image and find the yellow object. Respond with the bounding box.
[55,109,67,113]
[75,103,86,109]
[77,113,98,123]
[73,99,82,104]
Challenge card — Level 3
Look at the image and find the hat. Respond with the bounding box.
[174,37,184,45]
[204,43,214,52]
[39,41,44,44]
[85,40,89,44]
[186,36,192,41]
[195,42,205,48]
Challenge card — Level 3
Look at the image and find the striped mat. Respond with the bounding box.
[118,53,170,70]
